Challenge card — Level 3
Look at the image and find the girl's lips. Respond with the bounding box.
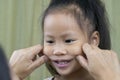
[52,59,73,68]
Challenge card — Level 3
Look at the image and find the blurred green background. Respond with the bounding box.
[0,0,120,80]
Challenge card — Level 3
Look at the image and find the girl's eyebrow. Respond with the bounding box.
[61,32,76,37]
[44,34,53,38]
[44,33,55,39]
[61,30,82,36]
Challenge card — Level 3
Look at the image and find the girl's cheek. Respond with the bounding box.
[43,46,52,56]
[68,44,83,56]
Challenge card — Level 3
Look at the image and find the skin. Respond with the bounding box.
[9,13,120,80]
[43,13,96,80]
[9,45,48,80]
[77,44,120,80]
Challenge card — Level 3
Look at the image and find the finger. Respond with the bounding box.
[28,55,48,71]
[110,50,118,59]
[82,43,93,57]
[27,45,43,58]
[32,55,37,61]
[76,55,89,70]
[9,50,23,65]
[110,50,120,69]
[38,49,44,57]
[91,44,102,53]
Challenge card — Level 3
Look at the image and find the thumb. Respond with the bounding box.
[28,55,48,71]
[76,55,89,70]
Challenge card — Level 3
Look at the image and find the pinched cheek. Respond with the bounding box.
[68,45,83,55]
[43,46,52,56]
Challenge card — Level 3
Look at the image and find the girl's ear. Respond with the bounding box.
[90,31,100,46]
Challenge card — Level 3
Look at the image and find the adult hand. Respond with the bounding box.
[77,43,120,80]
[9,45,48,80]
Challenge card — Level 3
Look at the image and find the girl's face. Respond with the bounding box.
[44,13,88,76]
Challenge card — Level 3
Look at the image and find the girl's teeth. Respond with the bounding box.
[58,61,68,64]
[53,60,72,68]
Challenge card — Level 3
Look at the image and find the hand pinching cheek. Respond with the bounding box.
[43,46,52,56]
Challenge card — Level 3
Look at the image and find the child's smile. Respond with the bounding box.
[44,13,88,76]
[51,58,74,69]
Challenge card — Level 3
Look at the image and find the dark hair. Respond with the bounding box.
[0,47,11,80]
[42,0,111,75]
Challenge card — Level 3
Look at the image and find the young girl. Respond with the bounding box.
[10,0,120,80]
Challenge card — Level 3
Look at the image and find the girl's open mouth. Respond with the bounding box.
[52,59,73,68]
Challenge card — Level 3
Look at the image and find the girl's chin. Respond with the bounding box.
[56,68,72,76]
[55,66,82,77]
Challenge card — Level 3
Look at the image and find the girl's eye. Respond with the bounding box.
[65,39,75,43]
[46,40,54,44]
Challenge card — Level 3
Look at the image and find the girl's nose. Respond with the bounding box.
[53,47,67,56]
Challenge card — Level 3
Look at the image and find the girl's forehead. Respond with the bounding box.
[44,13,90,33]
[44,13,80,30]
[44,13,86,37]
